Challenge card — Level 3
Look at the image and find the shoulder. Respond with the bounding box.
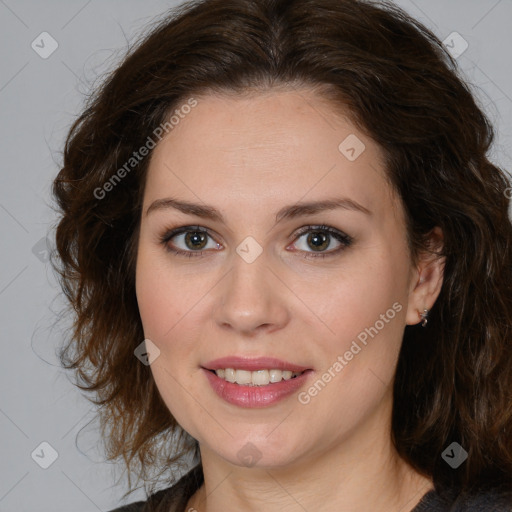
[456,489,512,511]
[413,486,512,511]
[106,486,170,512]
[107,464,204,512]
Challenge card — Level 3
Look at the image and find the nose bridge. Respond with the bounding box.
[215,243,288,334]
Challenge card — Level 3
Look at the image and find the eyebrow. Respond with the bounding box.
[145,196,372,223]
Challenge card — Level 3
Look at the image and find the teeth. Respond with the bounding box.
[214,368,303,386]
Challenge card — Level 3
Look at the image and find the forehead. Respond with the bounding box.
[144,90,397,220]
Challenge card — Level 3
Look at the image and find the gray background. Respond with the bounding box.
[1,1,511,511]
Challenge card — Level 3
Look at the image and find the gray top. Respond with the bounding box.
[108,465,512,511]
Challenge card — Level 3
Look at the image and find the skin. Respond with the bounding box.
[135,88,445,512]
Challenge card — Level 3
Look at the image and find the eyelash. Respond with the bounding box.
[159,224,353,260]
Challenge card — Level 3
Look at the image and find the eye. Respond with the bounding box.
[160,225,221,258]
[159,224,353,259]
[289,225,353,259]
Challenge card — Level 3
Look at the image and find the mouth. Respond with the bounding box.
[201,366,314,408]
[201,356,312,387]
[205,368,307,386]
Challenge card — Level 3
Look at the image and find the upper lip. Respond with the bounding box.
[202,356,311,372]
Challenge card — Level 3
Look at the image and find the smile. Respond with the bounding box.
[212,368,304,386]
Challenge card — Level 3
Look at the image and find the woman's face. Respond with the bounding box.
[135,89,436,469]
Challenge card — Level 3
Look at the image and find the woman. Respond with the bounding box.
[51,0,512,510]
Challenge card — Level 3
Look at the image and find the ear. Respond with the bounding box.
[405,226,445,326]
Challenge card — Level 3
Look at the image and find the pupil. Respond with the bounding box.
[186,231,207,250]
[308,232,328,251]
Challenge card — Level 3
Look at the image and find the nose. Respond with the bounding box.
[214,249,290,337]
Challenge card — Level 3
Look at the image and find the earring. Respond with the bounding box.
[420,308,429,327]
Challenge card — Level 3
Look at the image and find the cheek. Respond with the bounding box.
[302,260,405,338]
[307,245,409,375]
[298,269,406,428]
[135,246,194,340]
[135,251,203,431]
[135,247,210,384]
[135,252,169,339]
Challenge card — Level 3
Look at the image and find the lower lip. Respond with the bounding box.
[202,368,313,408]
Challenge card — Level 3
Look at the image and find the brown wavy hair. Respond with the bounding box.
[51,0,512,500]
